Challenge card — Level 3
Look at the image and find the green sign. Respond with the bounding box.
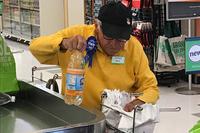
[185,37,200,74]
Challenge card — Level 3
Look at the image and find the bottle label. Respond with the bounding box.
[66,71,84,91]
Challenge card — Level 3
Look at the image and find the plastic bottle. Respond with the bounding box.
[64,50,85,105]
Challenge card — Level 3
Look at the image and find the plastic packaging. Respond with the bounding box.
[0,92,15,106]
[64,50,85,105]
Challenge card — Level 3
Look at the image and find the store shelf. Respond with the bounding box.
[8,4,19,8]
[9,18,20,22]
[21,21,39,27]
[3,32,31,44]
[2,0,65,44]
[2,0,40,42]
[20,6,39,11]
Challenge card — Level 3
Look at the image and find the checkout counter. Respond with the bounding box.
[0,65,182,133]
[0,80,105,133]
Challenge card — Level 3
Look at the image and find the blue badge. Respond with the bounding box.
[84,36,97,67]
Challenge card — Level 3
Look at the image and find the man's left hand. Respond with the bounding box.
[123,99,145,112]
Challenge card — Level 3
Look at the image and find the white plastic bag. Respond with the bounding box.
[101,89,159,133]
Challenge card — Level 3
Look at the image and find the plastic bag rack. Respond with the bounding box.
[101,91,181,133]
[31,66,61,93]
[101,103,143,133]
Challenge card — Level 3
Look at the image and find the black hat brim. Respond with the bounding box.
[101,22,132,40]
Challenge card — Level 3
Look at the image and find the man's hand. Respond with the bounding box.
[60,35,86,51]
[123,99,145,112]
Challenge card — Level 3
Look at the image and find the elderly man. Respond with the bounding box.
[29,1,159,112]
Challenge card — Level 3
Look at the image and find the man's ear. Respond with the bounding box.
[94,19,99,33]
[94,19,98,30]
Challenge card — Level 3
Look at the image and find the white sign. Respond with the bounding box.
[189,45,200,62]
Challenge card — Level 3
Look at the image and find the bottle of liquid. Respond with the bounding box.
[65,50,85,105]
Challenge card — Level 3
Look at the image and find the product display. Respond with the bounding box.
[2,0,40,40]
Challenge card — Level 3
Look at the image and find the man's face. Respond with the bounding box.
[96,23,127,56]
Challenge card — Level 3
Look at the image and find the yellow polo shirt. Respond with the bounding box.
[29,24,159,110]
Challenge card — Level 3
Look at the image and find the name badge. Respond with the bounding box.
[111,56,125,64]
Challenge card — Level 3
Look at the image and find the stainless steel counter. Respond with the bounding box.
[0,81,105,133]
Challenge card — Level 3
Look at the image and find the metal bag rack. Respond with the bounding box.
[101,104,143,133]
[31,66,62,93]
[101,92,148,133]
[101,92,181,133]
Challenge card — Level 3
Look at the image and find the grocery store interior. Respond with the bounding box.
[1,0,200,133]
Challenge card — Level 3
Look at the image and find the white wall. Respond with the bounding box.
[40,0,65,35]
[67,0,85,26]
[39,0,85,35]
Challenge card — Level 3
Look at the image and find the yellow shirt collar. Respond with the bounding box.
[96,41,128,56]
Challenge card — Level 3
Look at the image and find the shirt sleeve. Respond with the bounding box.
[133,41,159,104]
[29,25,87,65]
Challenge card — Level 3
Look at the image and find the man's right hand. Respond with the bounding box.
[60,35,86,51]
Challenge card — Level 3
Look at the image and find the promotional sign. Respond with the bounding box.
[185,37,200,74]
[166,0,200,20]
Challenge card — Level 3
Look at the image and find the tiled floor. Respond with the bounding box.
[7,39,200,133]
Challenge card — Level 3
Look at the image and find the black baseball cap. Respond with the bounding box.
[98,1,132,40]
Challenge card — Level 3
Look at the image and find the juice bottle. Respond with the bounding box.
[64,50,85,105]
